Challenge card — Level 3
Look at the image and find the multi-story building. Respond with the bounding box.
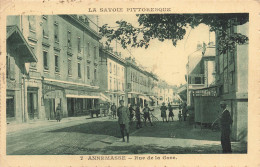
[215,21,248,141]
[125,57,158,107]
[6,15,101,123]
[186,42,216,106]
[99,45,127,106]
[6,25,38,123]
[158,80,174,105]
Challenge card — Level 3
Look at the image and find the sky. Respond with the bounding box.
[98,14,215,86]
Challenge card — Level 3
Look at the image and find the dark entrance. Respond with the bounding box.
[27,87,38,120]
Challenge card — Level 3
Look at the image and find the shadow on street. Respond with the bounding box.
[47,120,220,141]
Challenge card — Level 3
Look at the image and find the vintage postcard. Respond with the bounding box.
[0,0,259,166]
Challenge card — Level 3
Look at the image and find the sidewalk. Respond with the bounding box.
[6,115,108,134]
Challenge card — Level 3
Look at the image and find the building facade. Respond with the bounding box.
[6,15,101,123]
[99,46,127,107]
[215,21,248,141]
[125,57,158,108]
[186,43,216,106]
[157,80,174,105]
[6,25,38,123]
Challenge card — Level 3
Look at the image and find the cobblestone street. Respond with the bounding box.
[7,109,247,155]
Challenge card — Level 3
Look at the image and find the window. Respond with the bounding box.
[195,77,202,84]
[114,64,116,74]
[94,68,97,80]
[78,37,81,53]
[28,15,36,31]
[229,51,234,65]
[122,82,124,91]
[67,31,71,48]
[94,46,97,59]
[109,62,112,73]
[87,43,90,56]
[119,81,121,90]
[87,66,90,79]
[109,77,112,90]
[229,71,234,85]
[114,78,116,90]
[43,51,48,70]
[224,69,229,93]
[68,58,72,76]
[42,15,48,37]
[55,55,59,72]
[54,23,59,42]
[78,62,81,78]
[6,56,10,79]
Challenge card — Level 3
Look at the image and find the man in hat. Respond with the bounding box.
[220,101,233,153]
[117,100,130,143]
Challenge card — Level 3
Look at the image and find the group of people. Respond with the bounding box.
[160,102,188,122]
[115,100,157,143]
[160,102,174,122]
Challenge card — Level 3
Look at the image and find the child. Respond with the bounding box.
[178,110,182,122]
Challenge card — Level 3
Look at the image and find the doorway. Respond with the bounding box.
[27,87,38,120]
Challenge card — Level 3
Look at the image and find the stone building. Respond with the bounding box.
[158,80,174,105]
[125,57,158,107]
[99,45,127,107]
[215,21,248,141]
[6,25,38,123]
[6,15,101,122]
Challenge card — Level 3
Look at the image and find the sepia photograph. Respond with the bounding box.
[5,13,249,155]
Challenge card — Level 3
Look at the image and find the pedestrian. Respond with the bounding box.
[143,103,154,126]
[135,103,142,129]
[178,110,182,121]
[111,103,117,119]
[182,102,188,121]
[168,105,174,121]
[117,100,130,143]
[160,102,168,122]
[56,103,62,122]
[106,102,110,117]
[220,101,233,153]
[129,104,135,123]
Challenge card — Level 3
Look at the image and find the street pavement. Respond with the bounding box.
[6,108,247,155]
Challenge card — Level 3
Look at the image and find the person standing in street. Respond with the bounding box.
[129,104,135,123]
[168,105,174,121]
[117,100,130,143]
[178,110,182,122]
[111,103,117,119]
[220,101,233,153]
[160,102,168,122]
[143,103,154,126]
[56,103,62,122]
[135,103,142,129]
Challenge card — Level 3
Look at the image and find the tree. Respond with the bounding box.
[99,14,249,54]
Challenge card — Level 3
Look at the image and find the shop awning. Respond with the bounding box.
[7,25,37,62]
[149,96,157,101]
[139,95,150,101]
[43,78,99,92]
[100,93,111,102]
[66,94,100,99]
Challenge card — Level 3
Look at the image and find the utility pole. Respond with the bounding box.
[187,55,189,106]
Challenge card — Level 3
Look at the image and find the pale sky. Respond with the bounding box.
[98,14,215,86]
